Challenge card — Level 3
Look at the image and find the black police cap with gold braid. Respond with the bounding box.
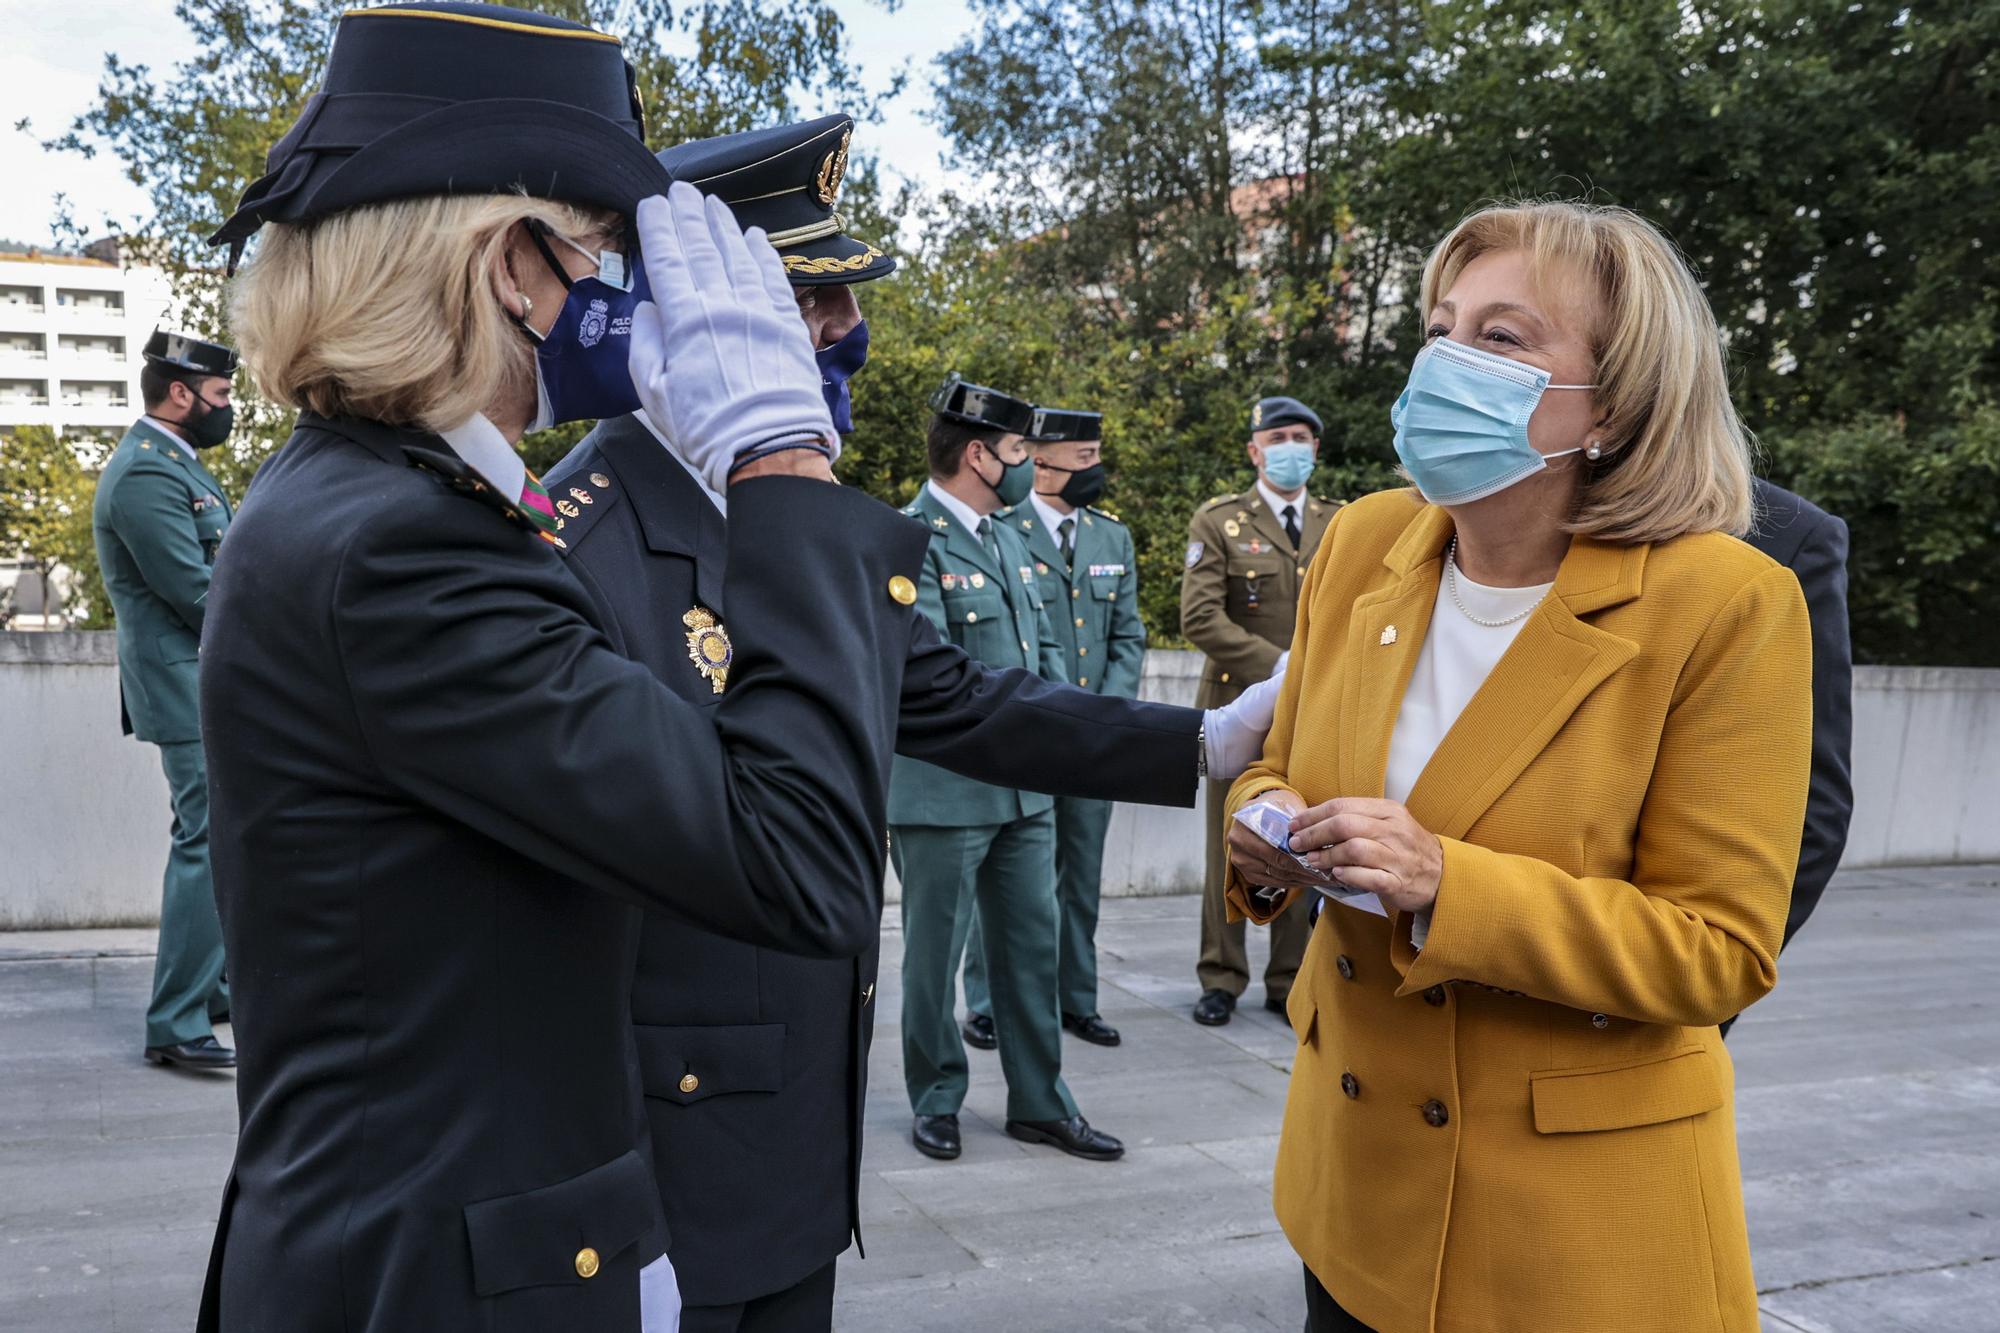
[659,114,896,287]
[210,3,664,266]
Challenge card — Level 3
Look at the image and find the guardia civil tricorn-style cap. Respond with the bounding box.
[1028,407,1103,443]
[929,374,1034,436]
[658,114,896,286]
[209,3,666,266]
[143,330,238,378]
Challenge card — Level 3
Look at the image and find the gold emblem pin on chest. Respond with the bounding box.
[683,607,733,694]
[1381,625,1398,646]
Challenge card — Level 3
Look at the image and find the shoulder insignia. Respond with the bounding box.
[1201,494,1234,510]
[539,467,625,553]
[1087,505,1123,524]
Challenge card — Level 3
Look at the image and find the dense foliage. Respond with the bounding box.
[39,0,1997,662]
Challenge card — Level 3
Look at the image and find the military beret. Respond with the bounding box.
[1028,406,1103,443]
[211,3,663,265]
[1251,396,1322,434]
[143,329,238,377]
[930,374,1034,435]
[659,113,894,287]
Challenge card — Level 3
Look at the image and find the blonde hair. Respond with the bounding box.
[1419,201,1754,542]
[229,194,616,432]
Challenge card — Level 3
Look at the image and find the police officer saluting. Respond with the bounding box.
[962,405,1143,1049]
[91,329,238,1071]
[1181,395,1339,1027]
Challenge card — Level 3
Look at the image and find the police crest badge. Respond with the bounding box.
[578,298,610,348]
[683,607,733,694]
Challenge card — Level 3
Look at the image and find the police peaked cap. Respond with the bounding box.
[210,4,665,263]
[929,375,1034,436]
[143,329,239,377]
[1028,406,1102,443]
[660,113,895,287]
[1250,395,1322,434]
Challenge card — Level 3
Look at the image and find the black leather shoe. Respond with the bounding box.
[1264,995,1292,1028]
[961,1012,997,1050]
[1192,989,1237,1026]
[912,1114,961,1160]
[1005,1115,1124,1161]
[1061,1012,1121,1046]
[144,1036,235,1071]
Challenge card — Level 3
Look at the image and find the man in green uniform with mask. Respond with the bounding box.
[960,404,1144,1050]
[891,376,1125,1164]
[92,330,238,1071]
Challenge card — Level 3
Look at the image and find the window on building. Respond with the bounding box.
[0,283,45,311]
[0,331,47,358]
[0,378,51,406]
[57,333,126,361]
[54,288,124,314]
[59,379,127,408]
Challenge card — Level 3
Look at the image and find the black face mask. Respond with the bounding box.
[1038,459,1107,509]
[166,390,234,450]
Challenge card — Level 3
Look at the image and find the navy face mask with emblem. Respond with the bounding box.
[815,318,869,434]
[518,222,651,431]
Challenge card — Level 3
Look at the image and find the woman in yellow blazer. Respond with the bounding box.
[1225,201,1813,1333]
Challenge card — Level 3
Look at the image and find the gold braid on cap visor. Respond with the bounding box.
[782,245,885,275]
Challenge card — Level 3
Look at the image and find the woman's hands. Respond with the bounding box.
[1287,797,1444,914]
[1225,788,1326,894]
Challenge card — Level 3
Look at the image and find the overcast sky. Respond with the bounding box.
[0,0,969,248]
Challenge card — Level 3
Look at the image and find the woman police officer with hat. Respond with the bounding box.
[195,5,933,1329]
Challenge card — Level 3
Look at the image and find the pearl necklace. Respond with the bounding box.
[1444,538,1548,628]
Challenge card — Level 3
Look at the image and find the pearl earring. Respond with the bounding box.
[1585,440,1602,461]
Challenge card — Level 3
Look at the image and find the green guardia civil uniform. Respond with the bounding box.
[963,500,1145,1020]
[91,417,233,1049]
[889,485,1076,1122]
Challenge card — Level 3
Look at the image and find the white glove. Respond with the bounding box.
[1203,650,1290,782]
[628,181,839,492]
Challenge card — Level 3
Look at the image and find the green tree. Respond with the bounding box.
[0,426,99,629]
[36,0,900,490]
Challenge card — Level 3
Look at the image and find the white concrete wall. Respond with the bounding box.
[3,634,1995,928]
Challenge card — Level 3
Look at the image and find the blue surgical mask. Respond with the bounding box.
[815,318,870,434]
[1261,441,1317,492]
[1391,338,1596,505]
[520,226,652,432]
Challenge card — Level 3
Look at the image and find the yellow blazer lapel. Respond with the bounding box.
[1402,537,1646,840]
[1340,504,1451,797]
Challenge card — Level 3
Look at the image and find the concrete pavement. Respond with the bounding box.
[2,865,1996,1331]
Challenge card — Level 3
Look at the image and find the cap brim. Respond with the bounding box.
[778,231,897,287]
[213,100,670,246]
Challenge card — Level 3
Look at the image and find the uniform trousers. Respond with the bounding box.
[147,740,229,1049]
[961,792,1113,1019]
[678,1262,836,1333]
[1196,774,1310,1001]
[894,811,1076,1123]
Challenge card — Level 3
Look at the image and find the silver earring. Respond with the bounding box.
[1585,440,1602,461]
[517,293,533,321]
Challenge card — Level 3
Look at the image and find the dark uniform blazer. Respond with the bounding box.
[547,416,1202,1308]
[195,412,929,1333]
[1746,476,1855,947]
[1181,485,1339,709]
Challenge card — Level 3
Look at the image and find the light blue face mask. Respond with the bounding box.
[1260,440,1317,492]
[1390,338,1597,505]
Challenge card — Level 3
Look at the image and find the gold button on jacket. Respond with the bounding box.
[678,1073,700,1094]
[888,574,917,605]
[574,1247,600,1279]
[1227,490,1812,1333]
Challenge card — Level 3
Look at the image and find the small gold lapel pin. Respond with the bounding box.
[1380,625,1398,646]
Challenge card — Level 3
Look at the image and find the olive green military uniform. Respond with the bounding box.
[889,486,1076,1122]
[963,501,1145,1019]
[91,418,233,1049]
[1179,486,1338,1002]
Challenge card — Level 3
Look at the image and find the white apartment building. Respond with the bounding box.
[0,244,176,445]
